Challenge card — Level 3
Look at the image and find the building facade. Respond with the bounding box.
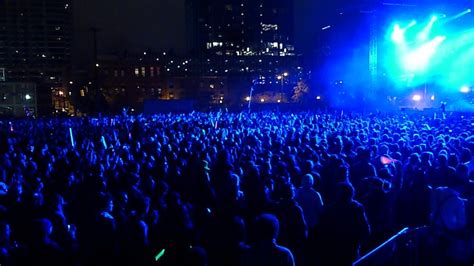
[0,82,37,117]
[80,54,230,112]
[0,0,73,115]
[188,0,295,57]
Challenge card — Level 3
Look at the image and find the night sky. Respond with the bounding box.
[72,0,349,68]
[73,0,187,68]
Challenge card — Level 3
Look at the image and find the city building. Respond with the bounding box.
[188,0,295,57]
[0,82,37,117]
[74,54,230,112]
[0,0,73,115]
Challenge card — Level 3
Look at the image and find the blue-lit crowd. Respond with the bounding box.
[0,111,473,266]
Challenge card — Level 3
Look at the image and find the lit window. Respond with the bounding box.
[150,67,155,77]
[262,24,278,31]
[141,67,146,77]
[135,68,139,76]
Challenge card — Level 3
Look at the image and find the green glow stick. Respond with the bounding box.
[155,249,165,261]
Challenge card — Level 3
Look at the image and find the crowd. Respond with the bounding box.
[0,110,473,266]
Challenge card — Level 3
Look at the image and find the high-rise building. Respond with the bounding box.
[0,0,73,114]
[188,0,295,56]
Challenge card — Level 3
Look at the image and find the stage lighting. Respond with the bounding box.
[403,36,446,72]
[316,96,321,100]
[412,94,422,101]
[417,16,438,41]
[460,86,471,93]
[430,95,435,101]
[407,20,417,28]
[391,24,404,43]
[25,94,32,100]
[245,96,251,101]
[418,32,428,41]
[450,9,472,21]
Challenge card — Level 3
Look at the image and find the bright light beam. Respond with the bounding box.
[403,36,446,72]
[417,16,438,41]
[407,20,417,28]
[440,9,471,26]
[392,21,417,44]
[391,24,405,43]
[451,9,472,20]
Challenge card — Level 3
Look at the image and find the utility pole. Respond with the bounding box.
[89,27,100,113]
[90,27,100,92]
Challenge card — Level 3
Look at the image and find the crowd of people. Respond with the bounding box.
[0,110,473,266]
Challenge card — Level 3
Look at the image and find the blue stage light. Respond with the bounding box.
[403,36,446,72]
[460,86,471,93]
[408,20,417,28]
[391,24,405,43]
[412,94,422,101]
[417,16,438,41]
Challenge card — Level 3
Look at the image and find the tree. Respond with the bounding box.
[292,81,309,103]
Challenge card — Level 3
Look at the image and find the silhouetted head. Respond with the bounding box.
[254,214,279,242]
[301,174,314,188]
[336,182,355,203]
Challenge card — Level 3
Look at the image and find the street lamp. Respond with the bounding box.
[277,73,288,102]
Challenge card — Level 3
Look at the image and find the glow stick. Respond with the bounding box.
[380,155,397,165]
[101,136,107,149]
[69,128,75,148]
[155,249,165,261]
